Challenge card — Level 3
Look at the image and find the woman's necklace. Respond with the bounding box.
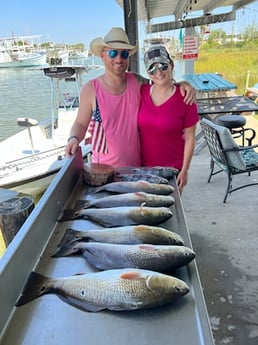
[150,83,176,106]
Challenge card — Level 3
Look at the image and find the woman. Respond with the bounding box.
[138,45,199,193]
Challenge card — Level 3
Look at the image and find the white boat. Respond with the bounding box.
[46,45,69,65]
[0,65,91,198]
[68,50,89,60]
[0,35,47,68]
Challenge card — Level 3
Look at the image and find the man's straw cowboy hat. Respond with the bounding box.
[90,27,137,57]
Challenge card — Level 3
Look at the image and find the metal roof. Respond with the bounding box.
[116,0,257,31]
[117,0,256,20]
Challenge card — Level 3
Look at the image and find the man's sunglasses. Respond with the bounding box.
[148,63,169,75]
[104,49,129,59]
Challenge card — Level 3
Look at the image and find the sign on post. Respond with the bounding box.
[183,36,199,60]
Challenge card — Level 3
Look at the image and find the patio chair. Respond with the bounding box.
[200,118,258,203]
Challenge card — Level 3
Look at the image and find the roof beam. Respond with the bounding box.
[147,11,236,33]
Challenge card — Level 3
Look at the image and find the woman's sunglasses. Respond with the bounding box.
[104,49,129,59]
[148,63,169,75]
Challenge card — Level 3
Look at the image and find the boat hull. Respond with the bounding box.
[0,53,47,68]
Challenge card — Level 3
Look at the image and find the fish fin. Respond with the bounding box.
[120,271,146,280]
[16,272,50,307]
[138,180,150,185]
[58,295,105,312]
[138,244,157,251]
[134,192,145,196]
[51,243,81,258]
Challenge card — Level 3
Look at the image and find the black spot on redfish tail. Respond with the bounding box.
[15,272,50,307]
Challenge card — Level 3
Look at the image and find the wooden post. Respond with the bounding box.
[0,197,34,247]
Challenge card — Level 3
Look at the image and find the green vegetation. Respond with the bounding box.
[193,24,258,95]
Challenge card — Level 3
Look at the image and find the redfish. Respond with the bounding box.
[115,166,178,178]
[57,225,184,247]
[74,192,175,209]
[58,206,173,226]
[52,242,195,272]
[114,173,169,184]
[16,269,189,312]
[90,181,174,195]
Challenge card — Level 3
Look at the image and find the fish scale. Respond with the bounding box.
[59,206,173,226]
[16,269,189,312]
[56,225,184,247]
[90,181,174,195]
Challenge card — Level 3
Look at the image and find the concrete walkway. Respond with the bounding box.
[182,114,258,345]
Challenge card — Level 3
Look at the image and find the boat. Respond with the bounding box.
[46,45,69,65]
[0,35,47,68]
[0,65,91,198]
[68,49,89,60]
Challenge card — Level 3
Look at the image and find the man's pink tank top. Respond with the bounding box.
[91,72,141,167]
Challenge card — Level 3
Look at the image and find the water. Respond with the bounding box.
[0,57,185,142]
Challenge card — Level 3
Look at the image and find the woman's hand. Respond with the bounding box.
[176,170,189,194]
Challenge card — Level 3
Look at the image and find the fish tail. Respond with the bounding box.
[87,186,103,194]
[74,199,91,210]
[15,272,50,307]
[51,243,80,258]
[58,209,77,222]
[57,228,84,247]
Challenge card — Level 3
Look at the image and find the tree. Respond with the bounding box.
[207,28,226,44]
[243,23,258,41]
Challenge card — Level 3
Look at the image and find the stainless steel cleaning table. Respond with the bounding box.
[0,149,214,345]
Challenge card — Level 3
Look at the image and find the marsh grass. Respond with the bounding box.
[194,48,258,95]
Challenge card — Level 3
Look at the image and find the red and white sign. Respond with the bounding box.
[183,36,199,60]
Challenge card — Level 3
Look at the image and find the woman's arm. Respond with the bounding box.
[177,124,197,193]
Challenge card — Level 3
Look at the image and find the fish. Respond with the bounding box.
[58,206,173,226]
[90,181,174,195]
[115,166,179,178]
[57,225,184,247]
[15,269,189,312]
[52,242,195,272]
[73,192,175,209]
[114,173,169,184]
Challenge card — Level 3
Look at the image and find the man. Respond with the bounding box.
[65,27,196,167]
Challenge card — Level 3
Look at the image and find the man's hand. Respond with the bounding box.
[65,136,79,156]
[179,81,196,105]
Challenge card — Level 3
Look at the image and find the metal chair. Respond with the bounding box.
[200,118,258,203]
[215,114,256,146]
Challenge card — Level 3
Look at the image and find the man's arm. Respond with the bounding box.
[133,72,196,104]
[65,82,95,156]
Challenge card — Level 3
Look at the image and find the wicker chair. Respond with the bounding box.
[200,118,258,203]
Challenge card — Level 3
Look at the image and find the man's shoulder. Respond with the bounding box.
[128,72,149,85]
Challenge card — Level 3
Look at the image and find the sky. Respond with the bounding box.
[1,0,258,49]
